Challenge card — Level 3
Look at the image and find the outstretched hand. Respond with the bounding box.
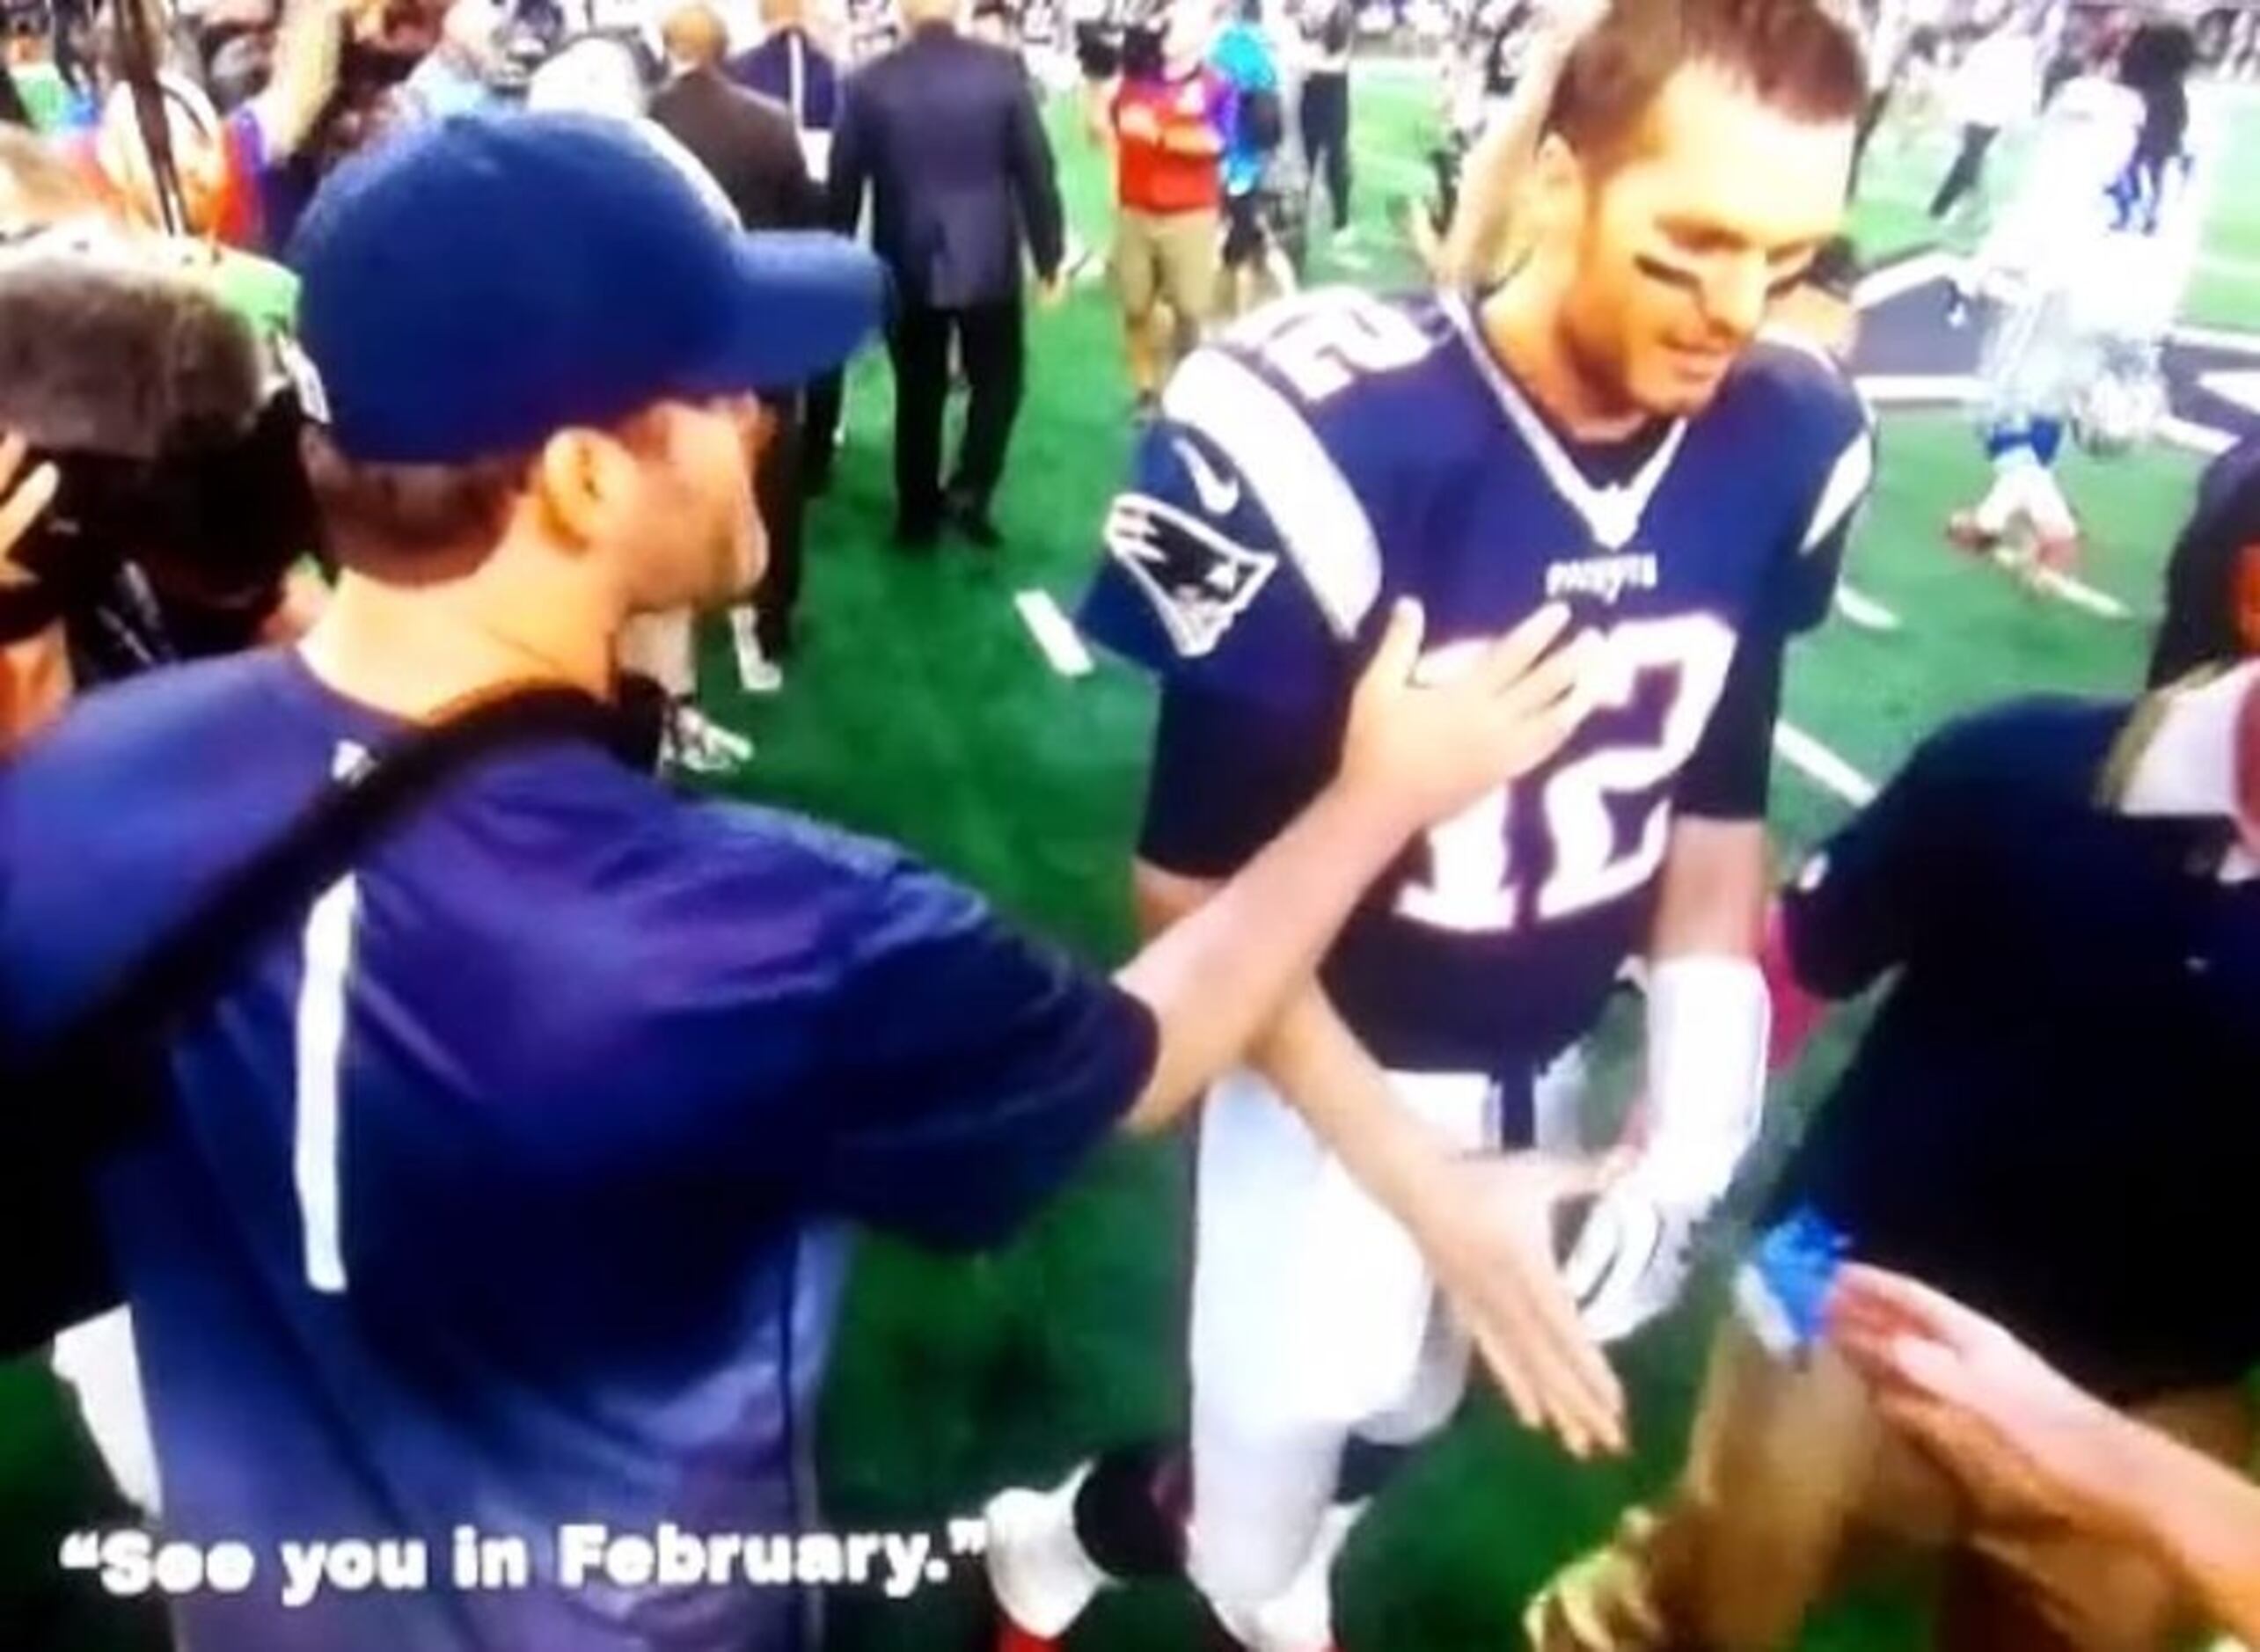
[1827,1264,2132,1537]
[1338,599,1600,834]
[1412,1147,1633,1460]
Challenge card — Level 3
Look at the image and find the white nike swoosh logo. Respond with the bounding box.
[1174,438,1243,518]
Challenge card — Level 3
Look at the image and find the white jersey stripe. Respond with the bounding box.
[1164,349,1385,640]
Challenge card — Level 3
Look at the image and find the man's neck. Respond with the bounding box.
[298,567,618,722]
[1476,276,1652,444]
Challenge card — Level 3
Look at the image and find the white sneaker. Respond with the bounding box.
[728,607,783,695]
[984,1467,1109,1640]
[669,707,755,776]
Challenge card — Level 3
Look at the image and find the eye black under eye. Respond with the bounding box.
[1634,254,1701,292]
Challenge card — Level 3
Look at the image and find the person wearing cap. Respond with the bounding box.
[830,0,1067,549]
[0,110,1600,1652]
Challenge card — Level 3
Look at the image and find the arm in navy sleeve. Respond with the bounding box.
[812,856,1158,1249]
[1006,68,1065,281]
[1672,630,1786,821]
[1771,355,1877,637]
[826,74,870,234]
[1779,726,1971,999]
[1138,681,1338,878]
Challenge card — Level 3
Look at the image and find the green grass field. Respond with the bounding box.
[1,66,2248,1652]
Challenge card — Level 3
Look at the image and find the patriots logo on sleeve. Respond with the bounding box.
[1102,489,1281,659]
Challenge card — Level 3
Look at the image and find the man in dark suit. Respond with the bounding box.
[730,0,848,493]
[830,0,1065,549]
[652,3,828,681]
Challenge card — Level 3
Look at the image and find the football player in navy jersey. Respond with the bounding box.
[980,0,1876,1646]
[0,115,1605,1652]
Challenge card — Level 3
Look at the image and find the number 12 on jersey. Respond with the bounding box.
[1396,614,1738,934]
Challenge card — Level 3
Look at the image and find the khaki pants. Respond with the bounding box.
[1555,1320,2254,1652]
[1114,206,1220,331]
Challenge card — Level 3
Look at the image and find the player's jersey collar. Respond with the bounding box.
[1438,289,1687,552]
[2103,662,2260,881]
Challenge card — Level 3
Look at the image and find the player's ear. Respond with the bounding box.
[532,425,643,554]
[2233,542,2260,656]
[1523,130,1588,252]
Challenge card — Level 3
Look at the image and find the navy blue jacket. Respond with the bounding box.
[830,24,1064,308]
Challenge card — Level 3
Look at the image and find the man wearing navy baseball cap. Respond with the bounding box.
[0,112,1602,1651]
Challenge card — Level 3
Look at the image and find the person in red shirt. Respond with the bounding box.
[1106,0,1234,417]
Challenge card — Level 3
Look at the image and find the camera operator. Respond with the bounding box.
[0,238,324,1517]
[0,247,321,703]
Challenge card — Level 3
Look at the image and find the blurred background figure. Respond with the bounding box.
[1209,0,1293,316]
[76,0,364,252]
[729,0,846,492]
[396,0,510,118]
[1102,0,1229,417]
[831,0,1065,550]
[1294,0,1351,241]
[1927,3,2040,225]
[730,0,840,186]
[653,0,823,691]
[1948,18,2201,575]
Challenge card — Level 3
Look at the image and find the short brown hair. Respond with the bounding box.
[303,426,533,571]
[1545,0,1867,171]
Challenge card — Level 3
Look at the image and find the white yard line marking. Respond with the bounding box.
[1854,372,1983,404]
[1852,250,1958,309]
[1833,582,1901,631]
[2160,413,2237,457]
[1016,589,1095,676]
[1775,721,1877,807]
[2029,567,2131,618]
[2172,321,2260,356]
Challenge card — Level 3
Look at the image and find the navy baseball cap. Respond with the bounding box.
[290,113,886,464]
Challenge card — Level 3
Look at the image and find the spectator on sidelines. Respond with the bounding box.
[731,0,848,489]
[831,0,1066,550]
[1210,0,1293,315]
[730,0,843,181]
[1295,0,1353,238]
[1927,11,2039,223]
[0,109,1598,1652]
[653,1,827,688]
[396,0,511,121]
[1104,0,1232,419]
